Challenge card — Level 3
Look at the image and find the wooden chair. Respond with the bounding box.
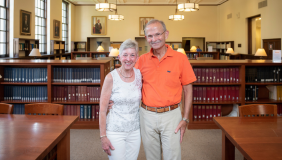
[25,103,64,115]
[0,103,14,114]
[239,104,277,117]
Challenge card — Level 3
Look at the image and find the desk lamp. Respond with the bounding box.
[255,48,267,59]
[177,48,186,55]
[29,48,41,59]
[225,48,234,60]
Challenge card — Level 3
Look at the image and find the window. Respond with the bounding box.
[35,0,46,54]
[62,1,68,52]
[0,0,8,57]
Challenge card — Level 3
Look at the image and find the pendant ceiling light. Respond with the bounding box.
[96,0,116,12]
[169,0,184,21]
[178,0,199,12]
[108,0,124,21]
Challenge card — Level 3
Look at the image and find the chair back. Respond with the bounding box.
[25,103,64,115]
[239,104,277,117]
[0,103,14,114]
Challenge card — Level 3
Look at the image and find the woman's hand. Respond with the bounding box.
[101,137,115,156]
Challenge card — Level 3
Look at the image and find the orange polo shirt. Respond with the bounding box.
[135,44,196,107]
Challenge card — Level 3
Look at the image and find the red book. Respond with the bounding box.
[82,86,85,101]
[95,105,99,119]
[219,87,223,101]
[206,105,210,120]
[193,68,197,83]
[211,87,215,101]
[75,86,78,101]
[68,86,72,101]
[201,68,205,83]
[198,87,203,101]
[59,86,63,101]
[213,105,217,117]
[223,87,228,101]
[217,105,222,117]
[202,105,206,120]
[205,68,209,83]
[98,87,101,101]
[202,87,206,101]
[53,86,57,101]
[209,105,213,119]
[232,68,236,83]
[216,68,220,83]
[198,105,202,119]
[87,87,90,101]
[212,68,216,83]
[92,105,95,119]
[206,87,210,101]
[235,68,239,83]
[230,68,233,83]
[223,68,227,83]
[193,87,197,101]
[77,105,80,117]
[226,68,230,83]
[71,86,75,101]
[209,68,213,83]
[219,68,224,83]
[215,87,219,101]
[64,105,67,115]
[78,86,81,101]
[70,105,74,115]
[84,86,87,101]
[67,105,71,115]
[231,87,235,101]
[193,105,198,121]
[64,86,68,101]
[235,86,239,101]
[197,68,201,83]
[73,105,76,115]
[227,86,231,101]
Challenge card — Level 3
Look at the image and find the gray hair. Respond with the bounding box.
[144,19,167,36]
[119,39,139,56]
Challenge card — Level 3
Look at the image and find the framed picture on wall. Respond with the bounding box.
[53,20,60,38]
[92,16,107,35]
[139,17,154,36]
[20,10,31,35]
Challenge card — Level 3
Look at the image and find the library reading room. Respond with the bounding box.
[0,0,282,160]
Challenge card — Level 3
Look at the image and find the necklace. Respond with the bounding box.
[119,68,133,78]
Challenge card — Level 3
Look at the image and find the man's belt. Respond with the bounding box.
[141,103,179,113]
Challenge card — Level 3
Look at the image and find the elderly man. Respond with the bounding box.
[135,19,196,160]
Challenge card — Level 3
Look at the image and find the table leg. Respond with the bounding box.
[57,128,70,160]
[222,131,235,160]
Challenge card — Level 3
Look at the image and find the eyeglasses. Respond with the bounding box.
[146,30,166,39]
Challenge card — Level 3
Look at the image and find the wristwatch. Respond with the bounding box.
[182,118,189,123]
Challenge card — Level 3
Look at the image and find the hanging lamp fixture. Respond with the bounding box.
[96,0,116,12]
[108,0,124,20]
[169,0,184,21]
[178,0,199,12]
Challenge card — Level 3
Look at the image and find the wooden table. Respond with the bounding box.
[213,117,282,160]
[0,115,78,160]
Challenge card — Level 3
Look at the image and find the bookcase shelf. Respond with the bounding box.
[13,38,40,57]
[206,41,234,54]
[188,60,282,129]
[186,51,220,60]
[0,60,111,129]
[51,83,101,85]
[71,51,109,59]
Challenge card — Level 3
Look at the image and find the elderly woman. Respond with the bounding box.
[99,39,142,160]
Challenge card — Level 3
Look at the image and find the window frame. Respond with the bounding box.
[62,1,68,52]
[0,0,9,57]
[35,0,47,54]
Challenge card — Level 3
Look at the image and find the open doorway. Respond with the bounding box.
[247,15,261,55]
[182,37,205,51]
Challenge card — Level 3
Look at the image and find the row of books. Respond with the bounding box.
[53,68,101,83]
[193,86,240,101]
[4,86,48,101]
[245,86,259,101]
[201,54,213,57]
[245,67,282,82]
[53,86,100,102]
[4,68,48,82]
[193,105,222,121]
[19,43,37,51]
[12,104,25,114]
[93,54,107,58]
[186,53,198,59]
[64,105,100,119]
[76,43,85,49]
[266,85,282,100]
[193,68,239,83]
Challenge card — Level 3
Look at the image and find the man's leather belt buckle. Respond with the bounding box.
[141,103,178,113]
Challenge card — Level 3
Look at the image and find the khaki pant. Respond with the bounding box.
[140,107,182,160]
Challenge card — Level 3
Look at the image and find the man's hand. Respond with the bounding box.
[174,120,187,143]
[108,100,114,110]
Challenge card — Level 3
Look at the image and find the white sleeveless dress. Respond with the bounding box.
[106,68,142,132]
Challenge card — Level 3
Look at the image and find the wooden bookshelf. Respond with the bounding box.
[50,40,65,57]
[71,51,109,59]
[186,51,219,60]
[188,60,282,129]
[206,41,234,54]
[71,41,87,52]
[13,38,39,57]
[0,60,111,129]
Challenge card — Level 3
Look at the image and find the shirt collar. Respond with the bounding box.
[149,44,174,59]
